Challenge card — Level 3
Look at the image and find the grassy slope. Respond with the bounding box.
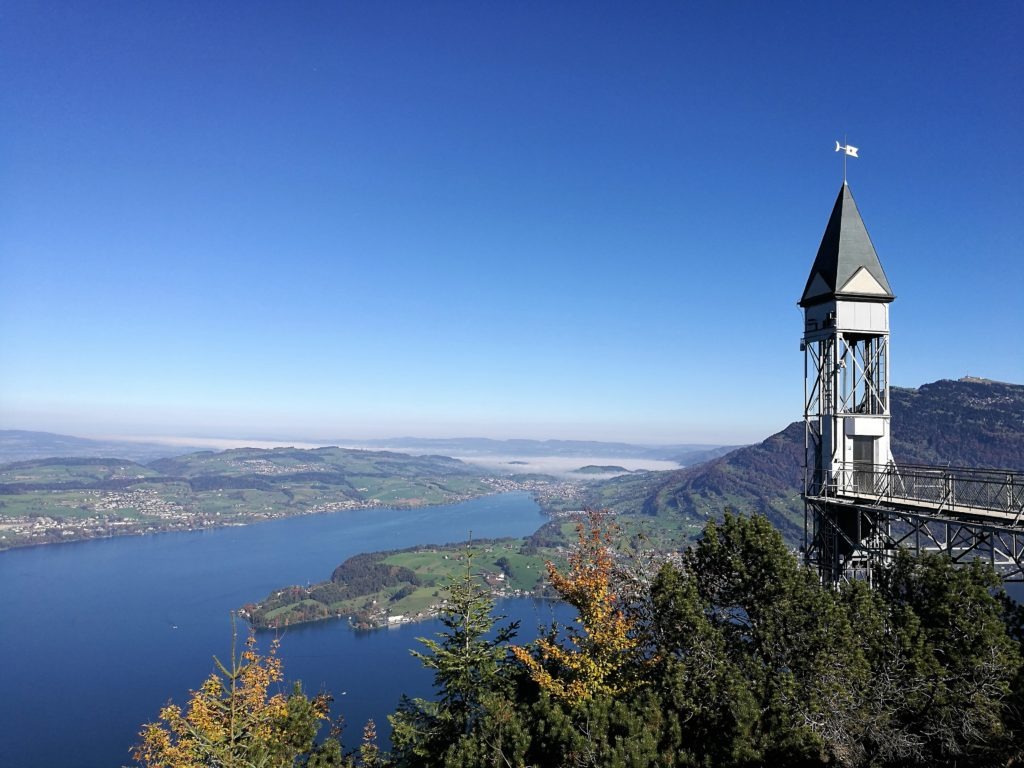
[247,539,555,630]
[0,457,161,486]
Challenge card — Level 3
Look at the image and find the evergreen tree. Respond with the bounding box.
[871,551,1022,766]
[649,562,761,766]
[389,544,518,767]
[1000,592,1024,765]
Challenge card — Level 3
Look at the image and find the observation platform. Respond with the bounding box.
[807,462,1023,528]
[805,462,1024,582]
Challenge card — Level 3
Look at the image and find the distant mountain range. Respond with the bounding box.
[3,377,1017,552]
[0,430,211,464]
[0,430,739,468]
[583,378,1024,545]
[889,378,1024,469]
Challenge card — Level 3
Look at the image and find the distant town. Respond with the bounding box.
[0,470,584,550]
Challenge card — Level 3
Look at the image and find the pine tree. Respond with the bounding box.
[871,551,1022,765]
[649,562,761,766]
[389,543,518,767]
[674,513,874,765]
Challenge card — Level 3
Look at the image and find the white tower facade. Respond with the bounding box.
[801,184,895,575]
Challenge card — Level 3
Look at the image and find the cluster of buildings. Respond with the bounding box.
[0,467,587,551]
[231,458,324,475]
[483,475,585,504]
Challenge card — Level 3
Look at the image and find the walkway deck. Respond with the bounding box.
[808,462,1023,528]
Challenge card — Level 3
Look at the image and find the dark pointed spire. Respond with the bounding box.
[800,183,894,307]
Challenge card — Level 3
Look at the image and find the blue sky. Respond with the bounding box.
[1,1,1021,444]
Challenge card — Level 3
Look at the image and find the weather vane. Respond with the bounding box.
[835,138,859,183]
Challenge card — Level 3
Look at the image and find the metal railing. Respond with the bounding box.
[808,462,1024,523]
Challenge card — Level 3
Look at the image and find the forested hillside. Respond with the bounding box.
[582,378,1024,546]
[890,378,1024,469]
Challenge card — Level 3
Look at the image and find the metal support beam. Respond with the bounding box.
[805,496,1024,584]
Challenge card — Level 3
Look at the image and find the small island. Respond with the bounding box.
[571,465,632,475]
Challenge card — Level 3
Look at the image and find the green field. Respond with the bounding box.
[246,538,556,630]
[0,459,162,486]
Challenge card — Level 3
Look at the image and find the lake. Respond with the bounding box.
[0,492,567,768]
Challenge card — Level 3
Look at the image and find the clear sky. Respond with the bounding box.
[1,1,1021,445]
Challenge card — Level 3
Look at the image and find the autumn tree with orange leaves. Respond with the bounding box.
[134,623,334,768]
[512,509,643,705]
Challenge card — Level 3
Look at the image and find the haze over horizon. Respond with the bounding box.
[5,427,732,452]
[2,2,1021,445]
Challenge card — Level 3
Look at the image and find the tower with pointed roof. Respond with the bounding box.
[801,182,895,581]
[799,181,1023,584]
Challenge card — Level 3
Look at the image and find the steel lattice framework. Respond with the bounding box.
[804,462,1024,584]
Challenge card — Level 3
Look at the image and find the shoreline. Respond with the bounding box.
[243,582,552,634]
[242,532,564,633]
[0,487,560,554]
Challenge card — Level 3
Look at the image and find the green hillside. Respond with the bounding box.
[0,457,162,487]
[890,378,1024,470]
[244,537,557,630]
[584,422,805,543]
[0,446,501,550]
[581,378,1024,547]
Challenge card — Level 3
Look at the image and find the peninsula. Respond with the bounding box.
[242,535,561,631]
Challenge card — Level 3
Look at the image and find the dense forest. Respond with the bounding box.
[134,511,1024,768]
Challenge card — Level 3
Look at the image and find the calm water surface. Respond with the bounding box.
[0,493,562,768]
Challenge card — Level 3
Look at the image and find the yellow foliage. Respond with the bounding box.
[134,629,327,768]
[512,510,641,705]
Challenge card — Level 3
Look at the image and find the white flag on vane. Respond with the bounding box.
[835,141,859,157]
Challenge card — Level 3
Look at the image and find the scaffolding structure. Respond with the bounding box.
[804,463,1024,584]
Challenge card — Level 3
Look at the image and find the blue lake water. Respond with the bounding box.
[0,492,568,768]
